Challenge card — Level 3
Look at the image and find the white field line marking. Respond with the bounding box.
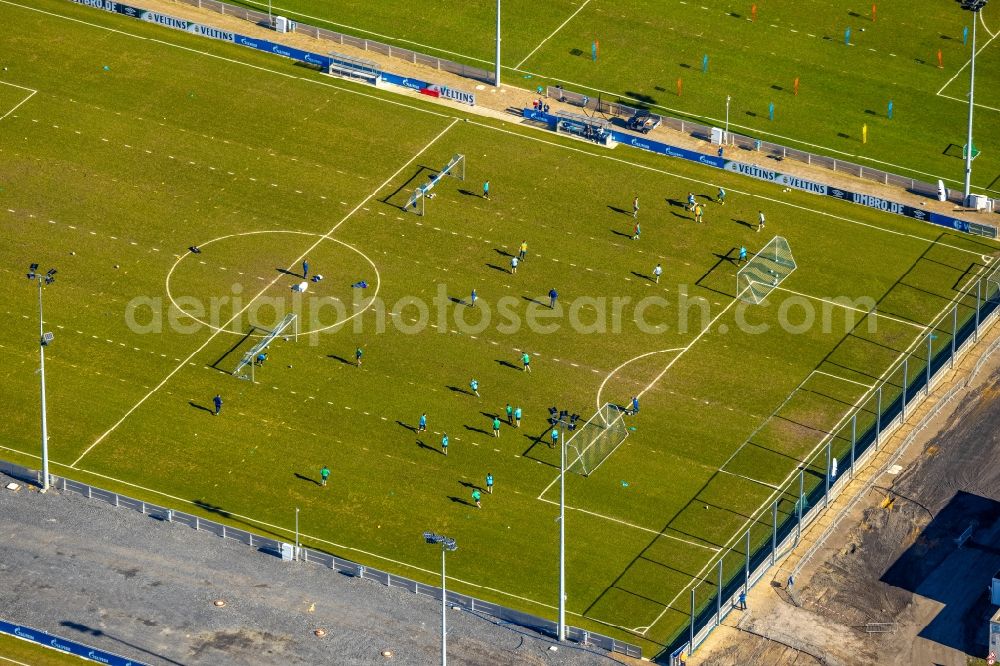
[718,469,780,490]
[936,27,1000,96]
[467,118,991,260]
[771,286,928,330]
[0,654,32,666]
[2,1,451,124]
[813,369,876,390]
[515,0,593,69]
[71,118,459,467]
[642,255,989,637]
[635,292,747,402]
[0,81,37,122]
[644,350,911,635]
[27,0,972,191]
[243,0,987,188]
[0,0,151,40]
[937,93,1000,114]
[595,347,686,412]
[16,0,988,260]
[982,9,996,39]
[537,496,720,551]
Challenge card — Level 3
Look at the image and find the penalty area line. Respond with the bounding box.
[537,496,721,552]
[0,83,37,122]
[718,469,780,490]
[770,286,926,330]
[813,369,876,390]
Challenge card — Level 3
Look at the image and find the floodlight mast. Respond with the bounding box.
[549,408,579,642]
[424,532,457,666]
[962,0,988,202]
[27,264,56,492]
[495,0,501,87]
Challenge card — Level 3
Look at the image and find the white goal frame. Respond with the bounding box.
[405,153,465,216]
[233,313,298,381]
[736,236,797,305]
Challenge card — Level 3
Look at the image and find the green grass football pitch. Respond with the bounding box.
[2,0,999,656]
[223,0,1000,195]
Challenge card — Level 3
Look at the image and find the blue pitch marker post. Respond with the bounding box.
[592,41,597,61]
[845,27,851,45]
[768,102,775,121]
[964,25,969,46]
[888,99,893,119]
[702,54,709,72]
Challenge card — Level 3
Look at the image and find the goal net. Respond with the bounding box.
[405,153,465,216]
[565,403,630,476]
[233,313,298,381]
[736,235,796,305]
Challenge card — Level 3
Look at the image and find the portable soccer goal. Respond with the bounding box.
[736,236,797,304]
[404,153,465,216]
[233,313,298,381]
[564,403,630,476]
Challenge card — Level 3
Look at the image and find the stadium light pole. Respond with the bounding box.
[424,532,457,666]
[27,264,56,492]
[961,0,988,202]
[494,0,501,87]
[725,95,731,140]
[548,407,579,642]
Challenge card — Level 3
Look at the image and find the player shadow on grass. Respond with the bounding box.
[276,267,304,279]
[607,205,631,216]
[521,431,559,468]
[327,354,355,365]
[457,189,481,198]
[458,480,483,492]
[447,496,476,506]
[521,295,547,307]
[494,247,514,259]
[631,271,654,282]
[294,473,322,486]
[396,420,417,433]
[496,359,520,370]
[732,218,756,229]
[464,424,492,436]
[448,296,468,306]
[714,250,738,264]
[485,263,508,273]
[416,440,442,455]
[610,229,632,239]
[188,401,215,415]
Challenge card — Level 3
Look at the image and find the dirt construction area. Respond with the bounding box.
[691,324,1000,666]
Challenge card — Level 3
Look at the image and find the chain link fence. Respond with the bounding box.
[0,461,641,660]
[173,0,494,83]
[669,271,1000,664]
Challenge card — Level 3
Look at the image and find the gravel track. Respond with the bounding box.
[0,478,630,666]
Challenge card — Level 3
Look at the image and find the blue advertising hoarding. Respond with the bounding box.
[0,619,145,666]
[610,130,726,168]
